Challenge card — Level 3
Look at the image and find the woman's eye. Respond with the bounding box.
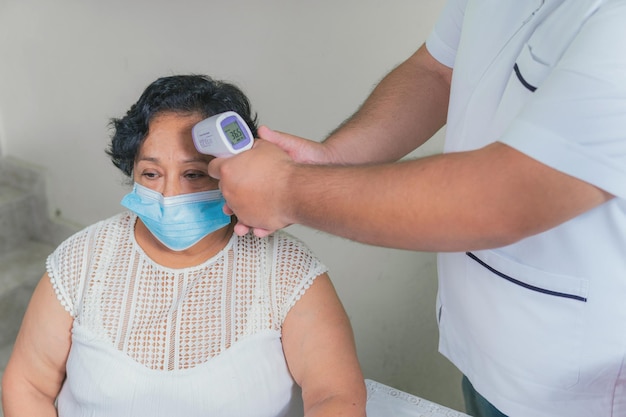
[185,171,206,179]
[142,171,159,179]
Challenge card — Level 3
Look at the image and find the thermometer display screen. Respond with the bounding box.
[223,121,247,146]
[192,111,253,157]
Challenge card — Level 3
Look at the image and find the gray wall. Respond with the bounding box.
[0,0,464,411]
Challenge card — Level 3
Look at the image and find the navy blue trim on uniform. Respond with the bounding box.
[466,252,587,302]
[513,63,537,92]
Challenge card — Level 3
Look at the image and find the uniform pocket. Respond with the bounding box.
[487,41,551,135]
[466,251,587,302]
[462,250,588,389]
[513,43,550,92]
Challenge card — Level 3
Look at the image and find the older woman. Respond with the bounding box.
[2,75,366,417]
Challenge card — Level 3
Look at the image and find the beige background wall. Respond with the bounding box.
[0,0,464,411]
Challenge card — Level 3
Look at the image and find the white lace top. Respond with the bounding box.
[46,212,326,417]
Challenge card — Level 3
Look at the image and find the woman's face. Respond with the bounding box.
[133,112,217,196]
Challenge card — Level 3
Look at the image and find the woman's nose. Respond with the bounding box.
[161,180,181,197]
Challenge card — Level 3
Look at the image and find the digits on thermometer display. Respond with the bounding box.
[192,111,254,157]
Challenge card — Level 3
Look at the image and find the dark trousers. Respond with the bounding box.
[462,375,508,417]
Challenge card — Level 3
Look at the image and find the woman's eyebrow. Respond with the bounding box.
[183,156,212,163]
[136,156,211,164]
[136,156,159,163]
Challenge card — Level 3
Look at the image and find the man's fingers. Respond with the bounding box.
[257,125,280,144]
[233,222,251,236]
[252,228,273,238]
[223,204,234,216]
[233,221,273,238]
[208,157,224,180]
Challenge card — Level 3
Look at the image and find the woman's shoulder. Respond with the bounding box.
[268,230,311,249]
[235,229,316,257]
[265,230,327,276]
[53,212,133,254]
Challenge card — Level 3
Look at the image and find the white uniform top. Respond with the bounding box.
[426,1,626,416]
[47,212,325,417]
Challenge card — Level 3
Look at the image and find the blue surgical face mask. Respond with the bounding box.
[120,183,231,251]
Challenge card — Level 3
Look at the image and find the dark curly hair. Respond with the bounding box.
[106,75,258,177]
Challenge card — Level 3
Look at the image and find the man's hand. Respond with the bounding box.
[209,137,295,237]
[258,125,334,164]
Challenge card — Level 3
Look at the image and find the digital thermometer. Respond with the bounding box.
[192,111,254,157]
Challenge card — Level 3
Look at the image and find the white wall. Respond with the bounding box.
[0,0,464,410]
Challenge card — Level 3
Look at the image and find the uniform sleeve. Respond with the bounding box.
[500,2,626,198]
[46,226,93,317]
[270,231,328,324]
[425,0,468,68]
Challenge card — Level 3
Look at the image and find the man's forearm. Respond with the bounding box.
[323,44,452,165]
[284,142,612,252]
